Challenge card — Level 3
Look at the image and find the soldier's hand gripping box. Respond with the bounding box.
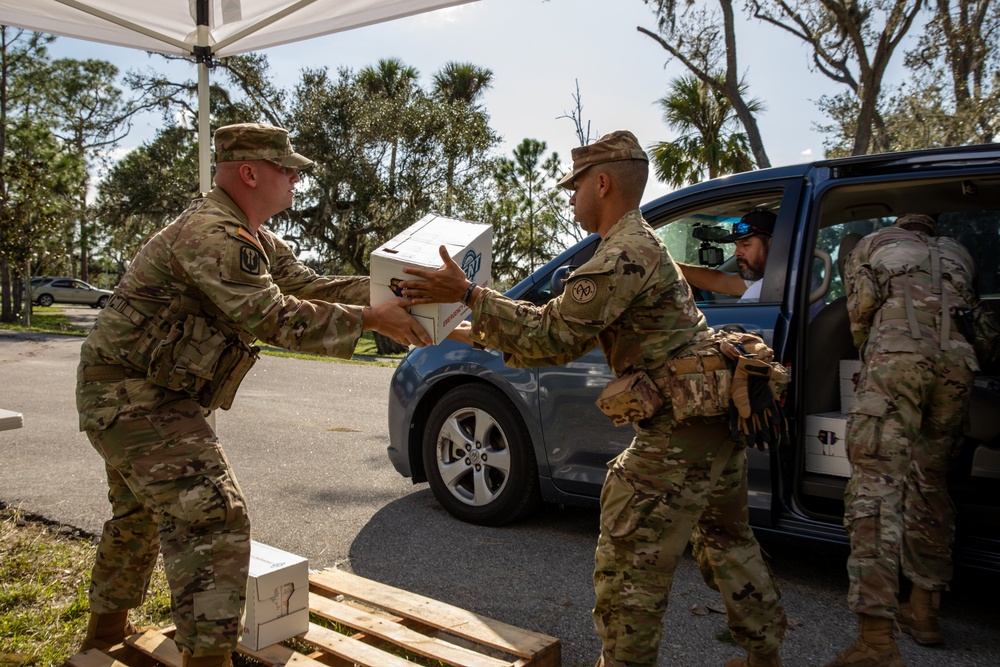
[241,541,309,650]
[370,214,492,344]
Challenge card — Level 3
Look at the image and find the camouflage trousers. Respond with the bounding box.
[78,372,250,657]
[845,342,974,618]
[593,415,787,666]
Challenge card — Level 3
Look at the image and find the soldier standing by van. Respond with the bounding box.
[823,214,980,667]
[400,130,788,667]
[76,123,429,665]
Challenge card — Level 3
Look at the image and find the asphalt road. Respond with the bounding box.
[1,306,998,666]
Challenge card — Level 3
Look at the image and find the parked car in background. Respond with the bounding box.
[386,143,1000,572]
[28,277,112,308]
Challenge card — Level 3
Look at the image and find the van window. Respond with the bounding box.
[815,177,1000,302]
[652,191,784,307]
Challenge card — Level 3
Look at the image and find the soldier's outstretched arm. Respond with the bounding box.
[447,321,473,346]
[364,297,432,347]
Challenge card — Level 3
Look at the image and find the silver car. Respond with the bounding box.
[30,277,112,308]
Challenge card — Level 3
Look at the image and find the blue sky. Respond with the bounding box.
[44,0,880,203]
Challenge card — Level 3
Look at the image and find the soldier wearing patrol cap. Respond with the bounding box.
[822,213,980,667]
[401,130,788,667]
[76,122,430,664]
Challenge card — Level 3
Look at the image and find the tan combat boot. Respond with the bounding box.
[79,611,135,651]
[181,653,234,667]
[724,649,783,666]
[899,587,943,645]
[821,615,905,667]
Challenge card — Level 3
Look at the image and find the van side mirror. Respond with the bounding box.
[551,265,577,296]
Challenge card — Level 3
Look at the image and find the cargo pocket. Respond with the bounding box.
[129,440,241,528]
[601,469,673,543]
[847,391,890,461]
[193,588,242,622]
[79,406,121,432]
[844,496,883,555]
[192,588,243,649]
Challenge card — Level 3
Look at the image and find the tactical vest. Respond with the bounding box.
[865,227,976,350]
[104,290,259,411]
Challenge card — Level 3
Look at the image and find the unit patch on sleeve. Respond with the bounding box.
[222,231,269,287]
[240,245,262,275]
[571,278,598,303]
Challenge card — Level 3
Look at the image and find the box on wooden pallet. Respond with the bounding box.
[370,214,492,344]
[840,359,862,414]
[804,412,850,477]
[241,541,309,650]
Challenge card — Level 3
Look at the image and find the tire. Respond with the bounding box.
[95,295,109,308]
[37,294,54,307]
[422,384,541,526]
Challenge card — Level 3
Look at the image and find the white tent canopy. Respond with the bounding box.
[0,0,477,189]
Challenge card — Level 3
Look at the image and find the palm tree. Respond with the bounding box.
[649,73,762,188]
[432,62,494,214]
[432,62,493,106]
[358,58,420,196]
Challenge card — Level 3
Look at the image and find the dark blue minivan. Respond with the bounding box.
[386,144,1000,571]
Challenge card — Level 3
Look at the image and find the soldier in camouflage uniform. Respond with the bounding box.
[76,123,430,665]
[400,131,787,667]
[822,214,979,667]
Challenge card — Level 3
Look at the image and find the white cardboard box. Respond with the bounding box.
[972,445,1000,480]
[370,214,492,344]
[0,408,23,431]
[839,359,862,414]
[804,412,851,477]
[241,541,309,650]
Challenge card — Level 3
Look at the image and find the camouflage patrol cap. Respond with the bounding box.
[214,123,313,169]
[894,213,937,234]
[557,130,648,190]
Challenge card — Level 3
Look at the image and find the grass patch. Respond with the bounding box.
[258,331,405,365]
[0,307,89,336]
[0,505,172,665]
[0,506,444,665]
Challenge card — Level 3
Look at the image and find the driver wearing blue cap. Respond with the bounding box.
[677,210,775,302]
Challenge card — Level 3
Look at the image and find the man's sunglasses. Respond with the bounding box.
[732,220,771,237]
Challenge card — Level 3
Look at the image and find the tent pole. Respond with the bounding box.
[196,0,211,194]
[198,55,211,193]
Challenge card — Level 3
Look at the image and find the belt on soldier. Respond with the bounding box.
[879,307,941,328]
[82,364,145,382]
[670,354,729,375]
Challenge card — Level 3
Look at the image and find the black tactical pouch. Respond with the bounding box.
[955,307,977,346]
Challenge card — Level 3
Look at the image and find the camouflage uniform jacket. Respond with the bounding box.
[79,188,370,415]
[845,226,979,370]
[469,210,708,381]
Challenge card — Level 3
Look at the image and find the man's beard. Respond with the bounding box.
[738,260,764,282]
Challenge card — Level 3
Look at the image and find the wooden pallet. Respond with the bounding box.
[65,568,561,667]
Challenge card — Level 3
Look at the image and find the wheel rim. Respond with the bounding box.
[434,406,512,507]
